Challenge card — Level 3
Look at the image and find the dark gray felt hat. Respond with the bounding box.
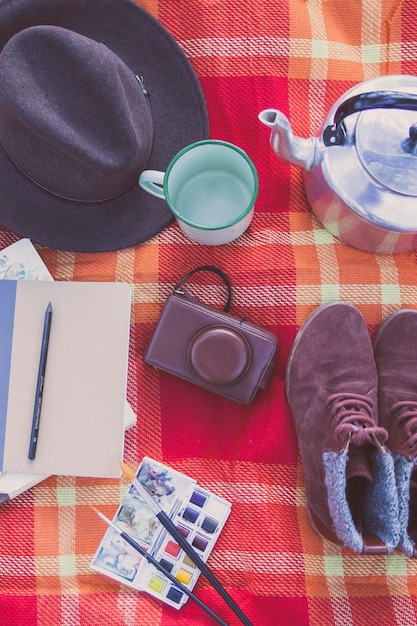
[0,0,209,252]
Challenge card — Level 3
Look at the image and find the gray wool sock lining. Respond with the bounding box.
[363,451,400,552]
[394,453,417,557]
[323,450,400,553]
[323,451,364,553]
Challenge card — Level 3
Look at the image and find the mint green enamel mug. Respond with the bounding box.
[139,140,258,245]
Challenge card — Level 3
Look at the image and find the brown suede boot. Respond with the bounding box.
[374,309,417,557]
[286,302,400,554]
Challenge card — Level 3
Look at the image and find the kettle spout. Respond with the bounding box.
[258,109,322,171]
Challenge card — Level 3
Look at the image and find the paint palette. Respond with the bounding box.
[90,457,231,609]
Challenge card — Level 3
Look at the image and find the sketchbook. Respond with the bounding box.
[0,240,136,501]
[0,241,131,478]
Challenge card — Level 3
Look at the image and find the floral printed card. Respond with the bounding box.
[0,238,53,282]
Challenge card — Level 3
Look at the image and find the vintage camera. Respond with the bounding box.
[143,266,278,404]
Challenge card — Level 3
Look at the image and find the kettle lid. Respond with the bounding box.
[356,108,417,196]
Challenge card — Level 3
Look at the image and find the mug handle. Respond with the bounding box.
[138,170,166,199]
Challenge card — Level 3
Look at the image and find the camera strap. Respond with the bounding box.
[173,265,233,312]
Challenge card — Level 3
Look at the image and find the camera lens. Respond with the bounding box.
[187,326,251,386]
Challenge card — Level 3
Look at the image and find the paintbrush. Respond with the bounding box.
[90,506,228,626]
[120,461,253,626]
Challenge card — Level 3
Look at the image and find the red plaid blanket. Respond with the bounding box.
[1,0,417,624]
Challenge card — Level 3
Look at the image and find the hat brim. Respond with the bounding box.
[0,0,209,252]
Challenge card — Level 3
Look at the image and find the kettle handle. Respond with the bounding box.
[323,90,417,146]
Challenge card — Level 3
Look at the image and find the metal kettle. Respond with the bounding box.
[259,75,417,253]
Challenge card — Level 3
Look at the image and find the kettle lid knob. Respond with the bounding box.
[401,122,417,154]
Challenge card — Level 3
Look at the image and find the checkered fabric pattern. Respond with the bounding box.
[2,0,417,624]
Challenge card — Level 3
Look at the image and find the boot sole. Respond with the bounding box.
[307,503,388,553]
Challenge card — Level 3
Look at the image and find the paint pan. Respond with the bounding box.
[90,457,231,609]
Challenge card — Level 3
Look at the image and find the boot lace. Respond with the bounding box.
[391,400,417,449]
[327,392,388,447]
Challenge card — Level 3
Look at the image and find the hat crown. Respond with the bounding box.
[0,25,153,202]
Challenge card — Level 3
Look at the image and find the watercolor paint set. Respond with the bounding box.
[90,457,231,609]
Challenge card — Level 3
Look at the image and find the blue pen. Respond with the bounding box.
[28,302,52,460]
